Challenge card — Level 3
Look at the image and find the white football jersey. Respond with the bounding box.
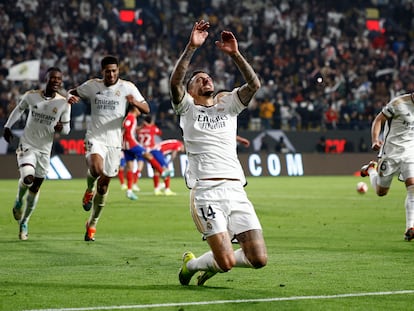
[5,90,71,154]
[173,89,247,187]
[380,93,414,160]
[77,78,144,147]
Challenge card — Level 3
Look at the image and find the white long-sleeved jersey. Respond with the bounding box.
[5,90,71,154]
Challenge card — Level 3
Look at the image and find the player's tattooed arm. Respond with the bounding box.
[170,46,197,105]
[171,20,210,104]
[231,52,261,106]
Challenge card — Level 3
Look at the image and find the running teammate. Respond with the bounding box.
[67,55,150,241]
[360,92,414,241]
[3,67,71,240]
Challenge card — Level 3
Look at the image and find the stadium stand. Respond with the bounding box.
[0,0,413,132]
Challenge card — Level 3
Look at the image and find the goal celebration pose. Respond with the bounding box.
[170,20,267,286]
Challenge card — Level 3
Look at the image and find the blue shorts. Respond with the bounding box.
[120,156,126,167]
[124,145,146,162]
[150,149,167,167]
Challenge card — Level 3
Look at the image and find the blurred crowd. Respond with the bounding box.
[0,0,413,132]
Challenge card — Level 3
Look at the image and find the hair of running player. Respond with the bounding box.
[101,55,119,69]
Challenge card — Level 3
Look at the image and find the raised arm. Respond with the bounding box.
[170,20,210,105]
[215,31,261,106]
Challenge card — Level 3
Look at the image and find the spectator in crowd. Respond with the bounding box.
[258,97,275,130]
[324,103,339,130]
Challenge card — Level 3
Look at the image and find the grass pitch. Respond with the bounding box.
[0,176,413,311]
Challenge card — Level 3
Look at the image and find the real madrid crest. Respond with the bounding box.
[206,222,213,231]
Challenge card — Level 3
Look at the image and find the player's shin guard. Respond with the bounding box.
[88,192,107,227]
[405,185,414,229]
[233,248,254,268]
[187,251,222,273]
[20,191,39,225]
[17,179,28,202]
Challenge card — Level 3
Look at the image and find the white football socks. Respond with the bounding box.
[405,185,414,230]
[88,192,107,227]
[20,191,39,225]
[187,249,253,272]
[17,179,28,202]
[187,251,221,272]
[368,167,378,191]
[233,248,254,268]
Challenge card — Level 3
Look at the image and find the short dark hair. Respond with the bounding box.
[46,67,61,74]
[101,55,119,69]
[186,70,210,91]
[143,115,152,123]
[45,67,62,82]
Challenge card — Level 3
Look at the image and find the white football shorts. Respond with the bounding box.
[84,139,122,177]
[378,157,414,187]
[190,179,262,238]
[16,143,50,178]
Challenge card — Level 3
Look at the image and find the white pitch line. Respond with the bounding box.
[22,290,414,311]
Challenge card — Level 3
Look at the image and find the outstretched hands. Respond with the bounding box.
[215,30,239,56]
[189,20,239,56]
[189,20,210,48]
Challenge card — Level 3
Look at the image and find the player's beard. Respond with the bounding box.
[201,90,214,97]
